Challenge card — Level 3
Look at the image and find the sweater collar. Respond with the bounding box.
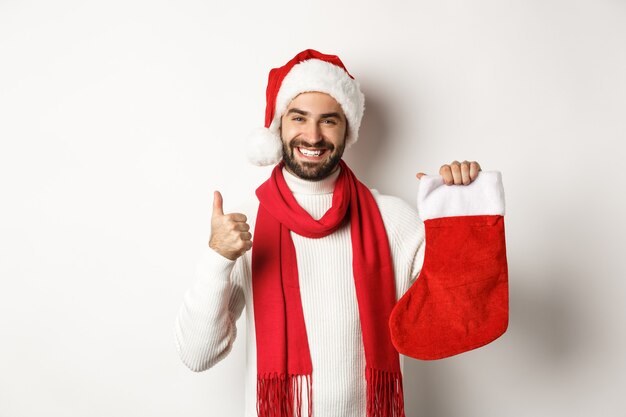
[282,165,341,195]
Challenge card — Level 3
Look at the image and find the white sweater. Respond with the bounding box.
[175,167,426,417]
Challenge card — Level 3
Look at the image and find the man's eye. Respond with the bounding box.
[292,116,304,122]
[322,119,337,125]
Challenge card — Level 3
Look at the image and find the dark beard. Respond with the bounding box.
[282,138,345,181]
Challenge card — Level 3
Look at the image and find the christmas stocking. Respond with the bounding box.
[389,171,508,360]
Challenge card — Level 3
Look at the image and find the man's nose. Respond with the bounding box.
[303,122,322,144]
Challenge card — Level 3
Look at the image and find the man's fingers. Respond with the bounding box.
[212,192,248,223]
[469,161,481,180]
[461,161,471,185]
[233,222,250,232]
[227,213,248,223]
[450,161,462,184]
[416,172,426,180]
[209,192,252,260]
[437,161,483,186]
[439,164,453,185]
[212,191,224,217]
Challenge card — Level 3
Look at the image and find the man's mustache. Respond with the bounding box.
[289,140,335,150]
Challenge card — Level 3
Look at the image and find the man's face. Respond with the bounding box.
[280,91,348,181]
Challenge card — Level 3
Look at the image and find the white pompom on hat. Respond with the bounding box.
[247,49,365,166]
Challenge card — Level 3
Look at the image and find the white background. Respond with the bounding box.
[1,0,625,416]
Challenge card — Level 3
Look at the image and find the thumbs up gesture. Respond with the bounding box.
[209,191,253,261]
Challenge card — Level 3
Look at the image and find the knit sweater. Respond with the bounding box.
[174,166,426,417]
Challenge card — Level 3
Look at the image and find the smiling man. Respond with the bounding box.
[175,49,506,417]
[281,91,347,180]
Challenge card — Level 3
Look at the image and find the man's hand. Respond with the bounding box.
[416,160,482,185]
[209,191,252,261]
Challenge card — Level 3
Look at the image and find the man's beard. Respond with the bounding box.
[282,138,345,181]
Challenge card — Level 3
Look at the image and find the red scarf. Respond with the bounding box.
[252,160,405,417]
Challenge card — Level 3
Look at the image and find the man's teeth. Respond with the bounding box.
[299,148,323,156]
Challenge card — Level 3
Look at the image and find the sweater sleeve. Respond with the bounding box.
[371,191,426,300]
[174,246,247,372]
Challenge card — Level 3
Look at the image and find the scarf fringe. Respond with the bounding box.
[366,367,406,417]
[257,372,312,417]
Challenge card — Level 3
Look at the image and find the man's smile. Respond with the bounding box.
[296,147,329,161]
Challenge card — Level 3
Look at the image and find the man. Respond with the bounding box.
[175,49,502,417]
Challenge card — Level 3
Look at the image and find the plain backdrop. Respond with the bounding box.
[1,0,625,416]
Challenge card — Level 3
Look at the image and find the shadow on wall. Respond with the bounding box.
[343,87,392,187]
[402,260,581,416]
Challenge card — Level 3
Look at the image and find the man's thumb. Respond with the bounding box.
[212,191,224,217]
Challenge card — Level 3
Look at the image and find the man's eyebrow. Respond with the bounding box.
[286,108,309,116]
[285,108,342,119]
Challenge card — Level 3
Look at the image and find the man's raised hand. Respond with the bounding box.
[209,191,252,261]
[416,160,481,185]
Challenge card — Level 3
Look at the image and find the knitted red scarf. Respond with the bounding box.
[252,160,405,417]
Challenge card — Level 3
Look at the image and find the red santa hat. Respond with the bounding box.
[247,49,366,166]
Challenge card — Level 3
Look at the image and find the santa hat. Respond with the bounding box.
[247,49,365,166]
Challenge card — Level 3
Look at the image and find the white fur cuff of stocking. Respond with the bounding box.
[417,171,506,221]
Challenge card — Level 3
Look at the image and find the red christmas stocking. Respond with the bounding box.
[389,171,508,360]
